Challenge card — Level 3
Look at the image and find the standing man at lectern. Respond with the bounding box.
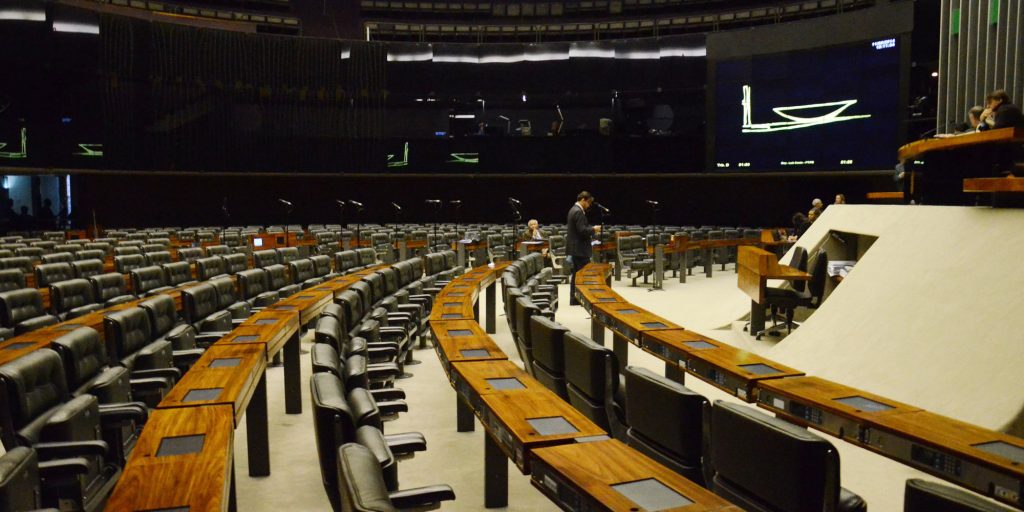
[566,191,601,306]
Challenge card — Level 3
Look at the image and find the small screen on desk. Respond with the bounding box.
[972,441,1024,463]
[833,395,894,412]
[611,479,694,510]
[254,238,264,247]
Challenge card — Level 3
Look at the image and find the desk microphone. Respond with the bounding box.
[594,202,610,214]
[335,199,347,208]
[645,200,659,206]
[449,200,462,205]
[278,198,293,208]
[348,200,364,209]
[508,197,522,206]
[391,202,402,211]
[424,199,442,205]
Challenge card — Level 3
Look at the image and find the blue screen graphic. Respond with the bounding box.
[714,39,900,171]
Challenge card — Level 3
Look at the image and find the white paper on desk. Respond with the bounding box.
[521,241,543,245]
[458,239,473,244]
[591,240,600,245]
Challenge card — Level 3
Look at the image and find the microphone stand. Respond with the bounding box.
[509,202,522,261]
[647,200,663,292]
[281,200,293,248]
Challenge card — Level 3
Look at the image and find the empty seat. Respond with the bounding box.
[71,258,105,279]
[253,250,280,268]
[265,264,300,298]
[290,258,322,289]
[49,279,103,320]
[114,254,146,274]
[130,266,173,296]
[41,252,74,264]
[161,261,196,288]
[141,243,165,254]
[236,268,280,308]
[103,308,180,400]
[210,277,250,320]
[335,250,360,274]
[222,252,248,274]
[89,273,136,306]
[137,294,205,370]
[196,256,228,281]
[0,447,49,511]
[356,248,377,267]
[144,250,173,266]
[562,332,625,435]
[0,289,58,337]
[622,365,706,484]
[113,246,142,257]
[181,282,232,333]
[310,254,334,278]
[84,242,112,258]
[205,244,229,256]
[14,247,44,264]
[529,316,571,400]
[704,401,866,512]
[337,443,455,512]
[34,262,75,287]
[75,249,105,262]
[276,247,300,264]
[0,268,26,293]
[176,247,204,263]
[903,478,1012,512]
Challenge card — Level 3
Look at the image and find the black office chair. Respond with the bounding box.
[336,443,454,512]
[529,315,571,400]
[0,289,58,336]
[181,282,233,335]
[88,273,136,306]
[703,400,866,512]
[222,252,249,275]
[335,250,360,274]
[49,279,103,320]
[130,266,174,297]
[290,258,323,289]
[161,261,197,288]
[144,250,173,266]
[253,249,280,268]
[562,332,625,434]
[236,268,280,309]
[34,262,75,288]
[0,447,55,512]
[759,248,827,338]
[114,254,146,274]
[71,259,105,280]
[0,268,26,293]
[196,256,229,281]
[103,308,180,406]
[137,294,205,372]
[622,365,706,484]
[265,264,301,298]
[903,478,1013,512]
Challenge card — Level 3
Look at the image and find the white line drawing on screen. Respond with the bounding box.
[741,85,870,133]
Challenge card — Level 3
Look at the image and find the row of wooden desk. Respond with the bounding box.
[103,265,388,511]
[574,262,1024,509]
[430,262,741,511]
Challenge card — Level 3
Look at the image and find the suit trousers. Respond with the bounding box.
[568,255,591,305]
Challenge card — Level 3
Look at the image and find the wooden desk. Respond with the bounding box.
[898,127,1024,161]
[530,439,742,512]
[428,296,475,322]
[590,301,680,366]
[106,405,235,512]
[429,319,507,381]
[218,309,301,415]
[756,376,1024,508]
[271,289,332,326]
[642,329,803,401]
[964,177,1024,193]
[573,283,625,320]
[439,263,506,334]
[451,360,541,429]
[737,246,810,336]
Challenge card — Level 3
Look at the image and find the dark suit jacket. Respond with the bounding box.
[978,103,1024,130]
[565,203,593,257]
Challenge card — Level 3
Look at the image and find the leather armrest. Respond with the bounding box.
[230,317,247,327]
[131,367,181,382]
[98,402,148,425]
[38,457,91,479]
[195,331,230,346]
[388,485,456,510]
[129,377,171,394]
[383,432,426,457]
[375,399,409,418]
[172,348,205,367]
[369,388,406,401]
[34,440,109,460]
[367,364,401,382]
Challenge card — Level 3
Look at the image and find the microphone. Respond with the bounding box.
[449,200,462,205]
[278,198,293,208]
[391,202,402,211]
[645,200,659,206]
[594,202,610,214]
[335,199,346,208]
[424,199,442,205]
[508,197,522,206]
[348,200,364,208]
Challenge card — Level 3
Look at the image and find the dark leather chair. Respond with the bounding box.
[71,259,105,280]
[562,332,625,435]
[310,254,334,279]
[15,247,44,264]
[103,308,180,404]
[112,246,141,257]
[137,295,205,371]
[622,365,706,484]
[34,262,75,288]
[529,315,570,400]
[253,249,280,268]
[0,349,122,511]
[265,264,300,298]
[356,248,377,268]
[176,247,204,263]
[290,258,323,289]
[236,268,280,309]
[703,400,866,512]
[0,289,58,336]
[141,243,166,255]
[130,266,173,297]
[760,249,827,338]
[114,254,146,274]
[73,249,104,263]
[222,252,248,275]
[0,256,33,277]
[336,442,454,512]
[0,268,26,293]
[181,283,233,335]
[196,256,229,281]
[161,261,197,288]
[49,279,103,320]
[0,447,53,511]
[210,277,250,321]
[903,478,1012,512]
[144,250,173,266]
[335,250,360,274]
[84,242,112,259]
[88,273,136,306]
[41,252,74,264]
[205,244,229,256]
[314,316,400,376]
[276,247,300,265]
[50,327,148,464]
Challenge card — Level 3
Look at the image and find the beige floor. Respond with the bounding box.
[235,262,1004,511]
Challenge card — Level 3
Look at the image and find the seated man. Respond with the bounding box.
[978,89,1024,130]
[522,219,547,241]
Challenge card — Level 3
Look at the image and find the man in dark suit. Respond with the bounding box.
[978,89,1024,131]
[566,191,600,305]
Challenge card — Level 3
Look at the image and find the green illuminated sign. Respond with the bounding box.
[74,143,103,157]
[447,152,479,164]
[387,141,409,168]
[0,128,27,159]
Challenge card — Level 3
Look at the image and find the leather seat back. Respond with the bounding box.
[113,246,142,257]
[34,262,74,288]
[314,315,344,352]
[161,261,194,287]
[71,259,104,279]
[182,283,219,324]
[237,269,270,300]
[311,372,360,509]
[265,264,292,291]
[513,297,541,374]
[0,257,32,276]
[335,251,359,273]
[623,366,706,483]
[0,447,43,511]
[49,279,98,316]
[74,249,105,262]
[104,308,154,362]
[529,315,570,399]
[336,291,364,332]
[0,289,47,327]
[51,327,129,402]
[84,242,112,258]
[210,277,241,309]
[40,252,74,264]
[141,244,165,254]
[363,273,386,302]
[310,255,332,277]
[145,251,173,266]
[177,247,204,263]
[0,349,88,443]
[254,250,279,268]
[131,266,168,295]
[337,443,398,512]
[88,273,129,303]
[903,478,1008,512]
[0,269,25,293]
[115,254,146,274]
[205,245,229,256]
[706,400,841,512]
[356,248,377,267]
[196,256,227,281]
[14,247,43,264]
[276,247,300,264]
[138,294,179,338]
[222,253,248,274]
[289,259,316,283]
[562,332,612,430]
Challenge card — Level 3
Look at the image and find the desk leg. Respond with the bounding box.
[680,251,688,283]
[750,300,765,337]
[473,300,480,323]
[484,433,508,509]
[457,396,475,432]
[284,332,302,414]
[229,460,238,512]
[246,372,270,477]
[665,362,686,384]
[485,283,496,334]
[704,248,713,278]
[613,333,629,366]
[591,318,605,345]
